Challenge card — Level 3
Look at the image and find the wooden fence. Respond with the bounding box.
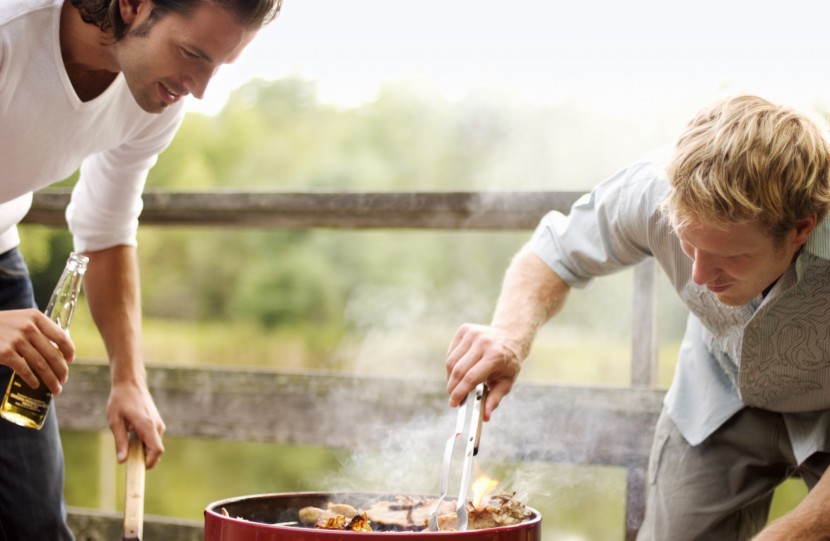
[23,190,666,541]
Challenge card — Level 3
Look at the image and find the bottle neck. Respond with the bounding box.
[45,252,88,330]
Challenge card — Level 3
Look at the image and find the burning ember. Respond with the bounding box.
[316,512,373,532]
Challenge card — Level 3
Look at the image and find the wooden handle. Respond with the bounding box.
[123,432,146,541]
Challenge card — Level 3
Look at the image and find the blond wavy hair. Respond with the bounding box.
[663,95,830,239]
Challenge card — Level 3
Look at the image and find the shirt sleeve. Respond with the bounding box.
[65,103,186,252]
[529,155,672,289]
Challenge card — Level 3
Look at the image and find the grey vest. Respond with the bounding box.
[740,253,830,411]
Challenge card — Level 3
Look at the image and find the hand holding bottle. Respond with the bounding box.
[0,308,74,395]
[1,252,88,429]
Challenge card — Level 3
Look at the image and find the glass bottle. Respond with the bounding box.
[0,252,89,429]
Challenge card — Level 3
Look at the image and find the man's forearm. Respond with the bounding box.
[79,244,166,466]
[490,243,571,360]
[81,245,145,384]
[754,468,830,540]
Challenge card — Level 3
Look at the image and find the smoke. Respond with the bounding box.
[304,384,628,500]
[308,407,456,495]
[340,278,494,378]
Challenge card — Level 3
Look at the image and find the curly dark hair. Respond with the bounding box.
[70,0,282,40]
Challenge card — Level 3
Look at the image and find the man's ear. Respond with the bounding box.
[119,0,147,26]
[793,215,818,245]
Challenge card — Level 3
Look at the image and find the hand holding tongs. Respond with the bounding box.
[428,382,488,532]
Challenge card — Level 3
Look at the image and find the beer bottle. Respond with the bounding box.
[0,252,89,429]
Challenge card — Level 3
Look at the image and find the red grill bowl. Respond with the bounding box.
[204,492,542,540]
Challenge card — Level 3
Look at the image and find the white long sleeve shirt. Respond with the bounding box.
[0,0,185,253]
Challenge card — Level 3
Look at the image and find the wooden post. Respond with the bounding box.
[631,259,659,386]
[626,259,660,539]
[99,431,117,512]
[625,464,648,541]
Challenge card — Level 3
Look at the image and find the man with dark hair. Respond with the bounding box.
[0,0,282,538]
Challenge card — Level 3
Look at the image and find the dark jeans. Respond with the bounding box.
[0,248,73,540]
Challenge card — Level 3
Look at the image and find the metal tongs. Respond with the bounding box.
[428,382,488,531]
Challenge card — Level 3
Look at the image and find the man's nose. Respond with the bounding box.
[185,65,219,100]
[691,252,718,285]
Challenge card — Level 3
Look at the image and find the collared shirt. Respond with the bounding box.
[529,150,830,464]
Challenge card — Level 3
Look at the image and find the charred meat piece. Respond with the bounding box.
[316,515,347,530]
[313,512,373,532]
[347,513,373,532]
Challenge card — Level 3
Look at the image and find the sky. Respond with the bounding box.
[187,0,830,116]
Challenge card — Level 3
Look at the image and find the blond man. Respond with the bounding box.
[445,95,830,540]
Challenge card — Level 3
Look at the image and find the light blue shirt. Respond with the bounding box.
[529,152,830,464]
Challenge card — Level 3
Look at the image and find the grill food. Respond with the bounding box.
[295,493,531,532]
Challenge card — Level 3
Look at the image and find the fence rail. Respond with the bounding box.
[23,189,663,541]
[24,190,585,230]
